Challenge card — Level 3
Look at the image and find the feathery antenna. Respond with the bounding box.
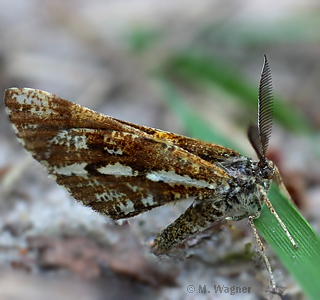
[258,55,274,159]
[248,55,274,163]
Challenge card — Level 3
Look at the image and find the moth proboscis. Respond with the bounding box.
[4,55,297,289]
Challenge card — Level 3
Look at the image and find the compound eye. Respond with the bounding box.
[262,168,273,179]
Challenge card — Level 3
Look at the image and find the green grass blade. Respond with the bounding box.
[159,80,320,299]
[255,184,320,300]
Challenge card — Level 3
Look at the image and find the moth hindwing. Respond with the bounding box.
[4,55,296,290]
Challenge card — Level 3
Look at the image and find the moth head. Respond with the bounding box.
[248,55,274,180]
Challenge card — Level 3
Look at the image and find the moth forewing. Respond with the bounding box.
[4,88,233,220]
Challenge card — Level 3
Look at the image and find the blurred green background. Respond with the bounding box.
[1,1,320,300]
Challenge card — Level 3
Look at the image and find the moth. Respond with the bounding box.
[4,55,296,289]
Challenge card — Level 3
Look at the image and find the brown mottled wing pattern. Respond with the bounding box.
[114,120,240,163]
[4,88,232,219]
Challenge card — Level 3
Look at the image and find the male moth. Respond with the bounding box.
[4,55,297,289]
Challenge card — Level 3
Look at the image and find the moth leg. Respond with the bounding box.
[228,213,276,289]
[256,184,298,249]
[225,213,250,222]
[273,165,295,205]
[248,216,276,290]
[152,200,225,254]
